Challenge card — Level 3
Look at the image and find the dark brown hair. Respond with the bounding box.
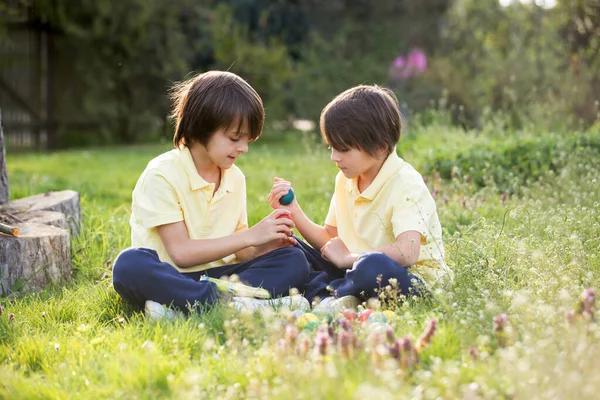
[170,71,264,148]
[320,85,401,157]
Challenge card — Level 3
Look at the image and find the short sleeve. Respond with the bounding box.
[391,186,436,243]
[324,196,337,227]
[132,169,183,229]
[235,191,249,232]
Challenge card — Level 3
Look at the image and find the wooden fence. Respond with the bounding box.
[0,5,55,151]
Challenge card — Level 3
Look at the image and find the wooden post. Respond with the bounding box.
[0,108,9,205]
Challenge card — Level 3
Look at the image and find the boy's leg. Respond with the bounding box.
[112,247,220,313]
[291,237,344,304]
[206,246,310,298]
[294,237,345,280]
[328,252,424,300]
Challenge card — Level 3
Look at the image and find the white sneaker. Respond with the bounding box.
[312,295,360,316]
[231,295,310,312]
[145,300,178,321]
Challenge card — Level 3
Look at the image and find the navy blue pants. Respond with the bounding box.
[112,246,310,313]
[294,239,424,302]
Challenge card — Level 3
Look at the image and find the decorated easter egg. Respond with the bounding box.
[296,313,319,329]
[383,310,397,322]
[303,320,320,331]
[342,310,358,322]
[279,188,295,205]
[359,309,374,322]
[313,311,333,324]
[368,311,387,324]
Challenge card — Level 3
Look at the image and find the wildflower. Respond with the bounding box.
[581,288,595,311]
[8,313,14,321]
[314,332,329,357]
[298,336,311,357]
[468,347,480,360]
[41,311,46,318]
[118,317,125,324]
[0,305,3,316]
[416,319,437,351]
[400,337,419,369]
[338,331,352,360]
[493,313,508,347]
[565,310,576,327]
[389,339,401,361]
[339,318,352,332]
[54,343,60,352]
[285,325,299,348]
[385,327,396,344]
[501,193,508,206]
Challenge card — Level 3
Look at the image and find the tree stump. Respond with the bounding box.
[0,222,71,296]
[0,108,78,296]
[0,190,81,236]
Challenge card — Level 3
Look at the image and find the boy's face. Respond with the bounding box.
[329,146,383,179]
[205,119,251,169]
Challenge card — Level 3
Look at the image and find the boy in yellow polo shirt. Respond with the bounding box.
[269,85,452,315]
[112,71,310,318]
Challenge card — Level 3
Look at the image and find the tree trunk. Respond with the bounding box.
[0,109,9,205]
[0,190,81,236]
[0,222,70,296]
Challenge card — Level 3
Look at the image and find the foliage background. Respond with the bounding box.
[1,0,598,147]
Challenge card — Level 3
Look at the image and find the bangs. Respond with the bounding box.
[218,86,263,142]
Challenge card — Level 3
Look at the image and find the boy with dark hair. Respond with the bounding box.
[269,85,451,315]
[113,71,310,319]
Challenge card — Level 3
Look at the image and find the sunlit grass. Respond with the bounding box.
[1,126,599,398]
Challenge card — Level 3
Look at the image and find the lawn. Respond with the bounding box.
[1,124,600,399]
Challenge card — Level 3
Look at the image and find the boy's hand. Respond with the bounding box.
[248,209,295,247]
[253,236,297,258]
[268,177,298,212]
[320,237,355,269]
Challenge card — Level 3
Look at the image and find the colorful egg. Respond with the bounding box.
[303,320,320,331]
[342,310,358,322]
[313,311,333,323]
[279,188,295,205]
[368,312,387,324]
[296,312,319,329]
[383,310,397,321]
[359,309,374,322]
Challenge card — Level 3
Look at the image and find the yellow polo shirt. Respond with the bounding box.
[325,151,452,287]
[130,147,248,273]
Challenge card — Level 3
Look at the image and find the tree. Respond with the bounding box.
[0,109,9,204]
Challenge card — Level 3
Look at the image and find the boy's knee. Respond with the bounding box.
[282,247,311,287]
[112,247,150,283]
[358,252,397,270]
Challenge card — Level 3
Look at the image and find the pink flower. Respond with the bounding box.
[389,48,428,81]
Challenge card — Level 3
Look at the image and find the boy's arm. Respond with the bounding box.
[268,178,334,249]
[322,230,422,269]
[372,230,422,267]
[157,209,294,268]
[287,202,334,250]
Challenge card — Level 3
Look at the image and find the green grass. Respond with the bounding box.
[1,126,600,399]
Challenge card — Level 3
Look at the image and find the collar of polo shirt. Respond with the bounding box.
[180,146,235,193]
[345,149,404,200]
